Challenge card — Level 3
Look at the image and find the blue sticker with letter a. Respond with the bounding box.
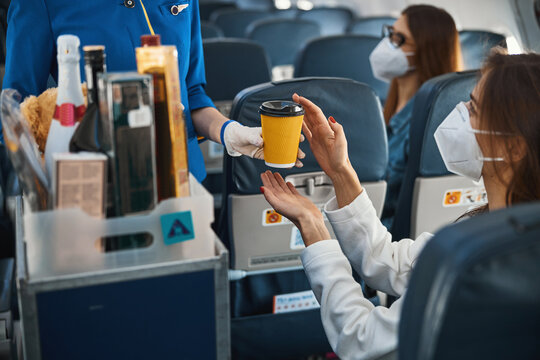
[160,211,195,245]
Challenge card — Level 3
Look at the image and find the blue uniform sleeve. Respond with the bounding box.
[2,0,55,99]
[1,0,55,144]
[186,0,215,111]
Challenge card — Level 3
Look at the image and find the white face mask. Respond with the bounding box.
[369,37,415,83]
[434,102,505,182]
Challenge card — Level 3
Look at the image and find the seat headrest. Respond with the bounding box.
[348,17,397,37]
[412,71,478,177]
[203,39,272,101]
[297,7,354,36]
[199,2,237,22]
[246,18,321,66]
[459,30,507,70]
[201,22,224,39]
[294,35,389,103]
[236,0,275,11]
[210,9,273,38]
[228,77,388,194]
[399,202,540,360]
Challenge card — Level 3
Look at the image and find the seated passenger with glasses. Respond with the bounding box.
[369,5,463,229]
[260,50,540,359]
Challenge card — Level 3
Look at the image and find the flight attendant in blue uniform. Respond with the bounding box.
[2,0,295,181]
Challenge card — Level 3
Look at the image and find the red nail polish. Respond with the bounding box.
[329,116,336,123]
[260,187,265,194]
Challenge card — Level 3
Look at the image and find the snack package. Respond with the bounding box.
[1,89,50,211]
[20,85,87,154]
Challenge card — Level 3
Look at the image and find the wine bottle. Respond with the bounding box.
[44,34,86,179]
[69,45,106,152]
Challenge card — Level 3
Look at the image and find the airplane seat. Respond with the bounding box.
[272,8,299,19]
[399,202,540,360]
[201,21,224,39]
[0,258,15,358]
[218,77,387,358]
[220,77,388,269]
[348,16,397,37]
[210,9,274,38]
[459,30,507,70]
[246,18,320,81]
[236,0,275,11]
[294,35,390,103]
[201,39,271,194]
[391,71,479,241]
[1,142,18,258]
[297,7,354,36]
[202,38,272,120]
[198,1,237,22]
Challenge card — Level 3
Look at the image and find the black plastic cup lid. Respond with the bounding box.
[83,45,106,63]
[259,101,304,117]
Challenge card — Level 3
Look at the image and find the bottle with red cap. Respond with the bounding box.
[44,34,86,179]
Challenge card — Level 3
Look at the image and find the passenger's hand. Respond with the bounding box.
[292,94,351,178]
[222,121,305,167]
[261,171,330,246]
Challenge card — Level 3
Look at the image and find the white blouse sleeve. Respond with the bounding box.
[324,191,432,297]
[301,240,404,360]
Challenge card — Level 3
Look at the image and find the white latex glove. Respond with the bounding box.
[221,120,306,166]
[222,121,264,159]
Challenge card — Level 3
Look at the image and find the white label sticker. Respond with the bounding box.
[128,105,152,128]
[262,206,328,227]
[273,290,320,314]
[209,142,224,159]
[290,227,305,250]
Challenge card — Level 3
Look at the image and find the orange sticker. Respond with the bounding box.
[265,210,283,225]
[444,191,462,206]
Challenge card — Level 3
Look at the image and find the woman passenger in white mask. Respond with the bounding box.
[259,51,540,359]
[370,5,463,229]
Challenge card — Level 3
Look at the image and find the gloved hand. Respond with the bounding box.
[221,120,305,167]
[222,121,264,159]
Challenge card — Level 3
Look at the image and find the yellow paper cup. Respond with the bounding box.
[260,101,305,168]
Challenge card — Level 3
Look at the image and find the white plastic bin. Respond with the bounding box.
[23,175,215,279]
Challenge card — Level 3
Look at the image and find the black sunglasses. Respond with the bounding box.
[382,24,406,48]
